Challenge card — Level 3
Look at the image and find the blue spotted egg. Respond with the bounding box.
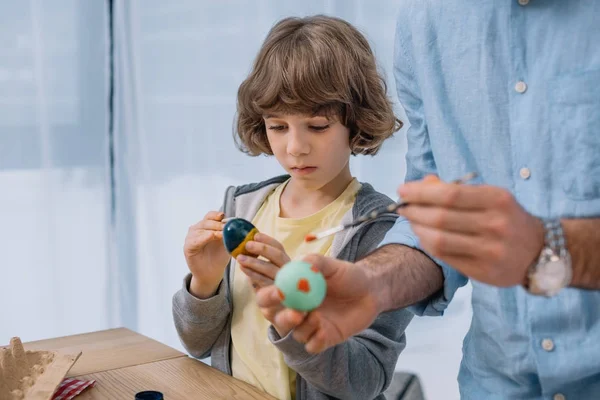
[275,260,327,311]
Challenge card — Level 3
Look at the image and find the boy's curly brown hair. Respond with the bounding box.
[235,15,403,156]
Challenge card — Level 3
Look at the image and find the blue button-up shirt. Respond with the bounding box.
[380,1,600,399]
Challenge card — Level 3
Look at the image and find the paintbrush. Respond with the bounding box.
[304,172,479,242]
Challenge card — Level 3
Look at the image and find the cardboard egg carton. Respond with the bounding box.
[0,337,81,400]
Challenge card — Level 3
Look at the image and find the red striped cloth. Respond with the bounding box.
[52,378,96,400]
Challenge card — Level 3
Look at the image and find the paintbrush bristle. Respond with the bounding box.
[304,225,344,242]
[304,234,317,242]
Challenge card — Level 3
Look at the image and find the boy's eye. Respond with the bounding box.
[268,125,286,131]
[309,125,329,132]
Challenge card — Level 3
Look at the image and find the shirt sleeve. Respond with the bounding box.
[380,10,468,316]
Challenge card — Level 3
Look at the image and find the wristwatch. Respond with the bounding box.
[524,219,572,297]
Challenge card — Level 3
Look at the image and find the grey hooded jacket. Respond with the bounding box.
[172,175,414,400]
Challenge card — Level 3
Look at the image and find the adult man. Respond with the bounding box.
[256,2,600,399]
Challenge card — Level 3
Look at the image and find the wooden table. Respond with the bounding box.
[18,328,275,400]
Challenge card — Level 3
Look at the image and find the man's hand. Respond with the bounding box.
[397,178,545,287]
[255,254,381,353]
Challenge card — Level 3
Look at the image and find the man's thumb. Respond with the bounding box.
[302,254,339,278]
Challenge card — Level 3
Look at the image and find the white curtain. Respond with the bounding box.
[112,0,411,348]
[1,1,471,398]
[112,2,472,399]
[0,0,112,342]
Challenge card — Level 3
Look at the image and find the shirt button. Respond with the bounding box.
[515,81,528,93]
[553,394,566,400]
[518,0,529,5]
[541,338,555,352]
[519,167,531,180]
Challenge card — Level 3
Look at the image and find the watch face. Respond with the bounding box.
[536,254,569,293]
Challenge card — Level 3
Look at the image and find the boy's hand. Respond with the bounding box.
[236,233,292,336]
[184,211,230,298]
[237,233,291,287]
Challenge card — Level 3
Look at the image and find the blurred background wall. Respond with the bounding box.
[0,2,472,398]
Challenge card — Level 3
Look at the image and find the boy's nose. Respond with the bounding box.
[286,130,310,156]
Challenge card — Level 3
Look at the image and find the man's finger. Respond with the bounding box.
[301,254,347,279]
[304,316,344,354]
[305,328,329,354]
[260,305,280,322]
[274,307,307,334]
[292,311,320,344]
[411,223,490,259]
[255,286,284,308]
[398,183,506,210]
[398,205,486,235]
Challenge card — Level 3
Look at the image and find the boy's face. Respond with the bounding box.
[263,112,352,189]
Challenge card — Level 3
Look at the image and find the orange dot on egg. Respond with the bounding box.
[310,265,319,273]
[297,279,311,293]
[277,288,285,300]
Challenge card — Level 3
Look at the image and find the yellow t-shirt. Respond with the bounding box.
[229,178,362,400]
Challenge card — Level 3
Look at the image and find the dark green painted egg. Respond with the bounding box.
[222,218,259,257]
